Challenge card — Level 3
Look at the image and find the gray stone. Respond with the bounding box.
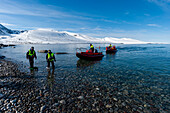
[0,94,4,99]
[59,100,66,104]
[40,105,46,113]
[77,96,84,100]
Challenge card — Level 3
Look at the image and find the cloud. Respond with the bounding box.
[0,0,94,20]
[147,24,161,27]
[122,21,141,26]
[148,0,170,3]
[83,28,148,38]
[150,0,170,3]
[125,12,130,15]
[144,14,150,16]
[0,0,124,26]
[148,0,170,10]
[98,19,120,24]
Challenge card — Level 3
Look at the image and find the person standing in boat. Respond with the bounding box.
[26,47,37,69]
[46,50,56,69]
[90,44,94,53]
[109,44,112,48]
[113,45,116,50]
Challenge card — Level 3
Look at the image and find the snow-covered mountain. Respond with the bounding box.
[0,26,149,44]
[0,24,24,35]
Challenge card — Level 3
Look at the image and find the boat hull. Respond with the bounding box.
[106,49,117,54]
[76,52,104,60]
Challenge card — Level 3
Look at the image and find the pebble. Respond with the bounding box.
[40,105,46,113]
[123,90,129,95]
[17,100,22,104]
[59,100,66,104]
[0,94,4,99]
[113,98,118,101]
[77,96,84,100]
[109,108,114,112]
[52,103,59,107]
[36,96,41,100]
[10,99,17,104]
[122,102,126,106]
[96,88,100,91]
[106,104,112,108]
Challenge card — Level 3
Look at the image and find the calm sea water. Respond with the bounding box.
[1,44,170,110]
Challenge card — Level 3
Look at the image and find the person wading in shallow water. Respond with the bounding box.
[46,50,56,69]
[26,47,37,69]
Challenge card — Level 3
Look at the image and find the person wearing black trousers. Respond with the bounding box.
[46,50,56,69]
[26,47,37,69]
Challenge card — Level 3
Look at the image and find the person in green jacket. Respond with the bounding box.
[46,50,56,69]
[26,47,37,69]
[90,44,94,53]
[109,44,112,48]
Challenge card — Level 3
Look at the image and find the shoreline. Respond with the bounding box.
[0,59,34,112]
[0,59,25,77]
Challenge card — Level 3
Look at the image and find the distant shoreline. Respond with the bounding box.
[0,42,165,45]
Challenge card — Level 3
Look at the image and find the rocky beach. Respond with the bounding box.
[0,61,169,112]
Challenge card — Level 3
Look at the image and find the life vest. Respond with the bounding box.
[48,53,54,61]
[109,45,112,47]
[29,50,35,57]
[90,45,94,49]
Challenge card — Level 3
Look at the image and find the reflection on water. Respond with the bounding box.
[76,59,100,68]
[47,69,55,92]
[106,52,116,58]
[105,52,117,63]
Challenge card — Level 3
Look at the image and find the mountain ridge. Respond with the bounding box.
[0,24,25,35]
[0,24,149,44]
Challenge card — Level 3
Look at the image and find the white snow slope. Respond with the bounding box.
[0,28,149,44]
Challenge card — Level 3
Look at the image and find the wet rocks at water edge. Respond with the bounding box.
[0,44,16,48]
[38,50,48,53]
[0,60,25,77]
[37,50,69,54]
[0,56,5,59]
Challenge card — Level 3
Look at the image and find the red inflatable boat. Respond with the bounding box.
[106,47,117,53]
[76,48,104,60]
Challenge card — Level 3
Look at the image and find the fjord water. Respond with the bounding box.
[1,44,170,111]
